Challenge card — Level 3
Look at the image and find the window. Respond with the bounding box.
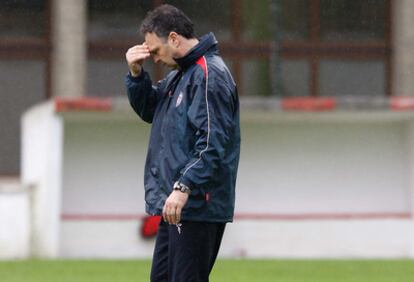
[0,0,392,175]
[0,0,46,39]
[319,60,385,96]
[320,0,386,42]
[165,0,232,41]
[0,0,48,176]
[279,0,390,96]
[88,0,152,42]
[236,0,391,97]
[87,0,391,97]
[281,0,309,41]
[87,0,152,97]
[87,0,234,96]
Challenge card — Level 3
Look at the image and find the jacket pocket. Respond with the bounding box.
[184,186,207,211]
[145,167,160,207]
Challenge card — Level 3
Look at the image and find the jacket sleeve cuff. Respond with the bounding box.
[178,176,194,191]
[126,69,146,83]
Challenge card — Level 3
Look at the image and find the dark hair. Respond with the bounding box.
[140,4,195,39]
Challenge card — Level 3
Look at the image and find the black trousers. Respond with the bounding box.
[150,220,226,282]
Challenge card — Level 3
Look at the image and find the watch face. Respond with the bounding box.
[173,181,190,194]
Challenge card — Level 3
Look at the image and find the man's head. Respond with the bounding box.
[140,4,197,67]
[140,4,195,40]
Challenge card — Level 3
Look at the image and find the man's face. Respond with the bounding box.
[145,32,177,68]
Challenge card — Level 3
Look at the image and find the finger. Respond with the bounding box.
[175,206,182,224]
[127,48,150,58]
[129,44,149,51]
[128,54,150,63]
[164,204,172,224]
[126,53,150,65]
[167,206,176,224]
[127,49,150,58]
[131,46,150,54]
[130,48,150,56]
[162,204,168,222]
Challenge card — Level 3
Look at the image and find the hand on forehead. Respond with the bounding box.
[141,41,154,55]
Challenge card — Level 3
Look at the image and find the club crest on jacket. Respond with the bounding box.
[176,91,183,107]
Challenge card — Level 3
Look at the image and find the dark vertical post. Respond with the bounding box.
[310,0,320,97]
[46,0,52,99]
[269,0,283,96]
[232,0,243,95]
[385,0,392,96]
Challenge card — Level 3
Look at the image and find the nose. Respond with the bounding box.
[153,56,159,63]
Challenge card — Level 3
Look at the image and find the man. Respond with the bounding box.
[125,4,240,282]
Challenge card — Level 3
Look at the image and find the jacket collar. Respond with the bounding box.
[174,32,218,71]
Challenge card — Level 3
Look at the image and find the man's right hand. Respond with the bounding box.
[126,43,150,77]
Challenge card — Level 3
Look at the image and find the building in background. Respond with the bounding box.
[2,0,408,177]
[2,0,414,259]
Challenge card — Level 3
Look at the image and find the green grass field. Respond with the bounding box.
[1,259,414,282]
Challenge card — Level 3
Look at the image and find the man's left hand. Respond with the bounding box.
[162,190,189,224]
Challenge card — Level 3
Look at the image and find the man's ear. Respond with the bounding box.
[168,31,180,48]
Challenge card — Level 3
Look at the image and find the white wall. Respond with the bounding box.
[221,219,413,258]
[0,180,30,259]
[237,120,409,214]
[60,220,155,258]
[61,119,149,215]
[60,119,151,257]
[21,102,63,258]
[60,218,414,259]
[58,111,414,258]
[61,116,410,216]
[18,100,414,258]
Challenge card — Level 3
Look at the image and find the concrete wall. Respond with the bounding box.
[61,119,149,216]
[61,119,410,216]
[17,99,414,258]
[0,180,30,259]
[59,218,413,259]
[221,219,412,258]
[237,120,409,214]
[56,111,414,258]
[21,102,64,258]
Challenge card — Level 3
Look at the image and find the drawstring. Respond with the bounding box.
[166,71,183,97]
[165,71,183,109]
[176,223,182,234]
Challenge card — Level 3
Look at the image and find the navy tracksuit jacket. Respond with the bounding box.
[125,33,240,222]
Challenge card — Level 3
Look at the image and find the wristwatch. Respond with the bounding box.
[173,181,192,195]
